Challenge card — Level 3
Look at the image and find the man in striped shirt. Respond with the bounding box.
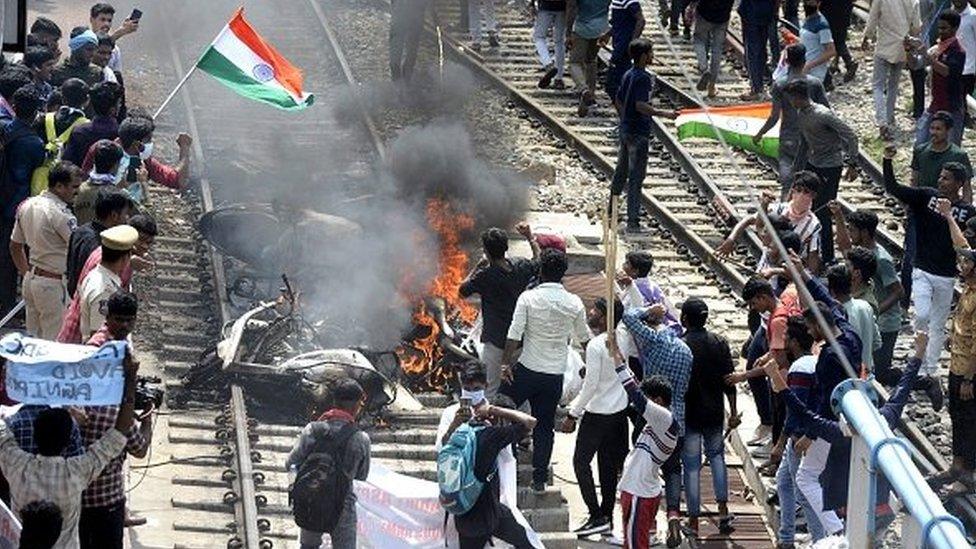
[609,334,678,549]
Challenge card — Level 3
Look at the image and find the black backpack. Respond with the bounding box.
[289,422,360,533]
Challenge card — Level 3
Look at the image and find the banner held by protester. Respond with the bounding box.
[0,334,128,406]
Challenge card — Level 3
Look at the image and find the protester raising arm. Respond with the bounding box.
[936,198,971,249]
[768,332,926,442]
[621,304,668,350]
[882,145,929,207]
[829,201,853,254]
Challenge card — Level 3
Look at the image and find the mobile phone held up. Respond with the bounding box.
[459,396,472,408]
[130,8,143,21]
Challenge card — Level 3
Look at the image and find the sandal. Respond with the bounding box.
[758,459,780,476]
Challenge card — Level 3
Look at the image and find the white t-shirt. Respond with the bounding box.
[617,398,678,498]
[771,202,821,259]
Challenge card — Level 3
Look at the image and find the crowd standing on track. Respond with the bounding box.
[2,0,976,546]
[423,0,976,546]
[0,3,193,548]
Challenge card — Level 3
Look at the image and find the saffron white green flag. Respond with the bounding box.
[197,8,314,110]
[675,103,778,158]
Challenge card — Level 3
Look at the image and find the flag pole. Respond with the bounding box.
[153,63,200,120]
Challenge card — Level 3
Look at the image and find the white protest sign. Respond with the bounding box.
[0,498,20,549]
[0,333,128,406]
[352,463,445,548]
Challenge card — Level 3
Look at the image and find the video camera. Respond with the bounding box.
[135,375,164,410]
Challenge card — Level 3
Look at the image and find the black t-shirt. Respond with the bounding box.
[696,0,735,24]
[538,0,567,11]
[682,328,735,430]
[460,258,537,348]
[454,423,529,538]
[883,158,976,277]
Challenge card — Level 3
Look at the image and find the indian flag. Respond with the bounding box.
[197,8,314,110]
[675,103,778,158]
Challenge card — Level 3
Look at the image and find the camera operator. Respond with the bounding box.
[77,289,155,549]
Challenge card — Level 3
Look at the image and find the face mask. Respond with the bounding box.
[139,142,154,160]
[114,155,130,184]
[461,388,486,407]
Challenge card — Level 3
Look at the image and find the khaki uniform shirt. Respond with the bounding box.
[51,58,105,87]
[73,179,115,227]
[79,264,122,339]
[10,191,77,274]
[951,282,976,379]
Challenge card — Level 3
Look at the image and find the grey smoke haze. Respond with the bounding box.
[107,0,529,350]
[333,62,478,123]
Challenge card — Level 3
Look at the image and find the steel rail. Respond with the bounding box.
[720,24,904,256]
[723,14,976,533]
[158,1,387,545]
[427,10,750,293]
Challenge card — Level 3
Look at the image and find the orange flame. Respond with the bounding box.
[396,199,477,391]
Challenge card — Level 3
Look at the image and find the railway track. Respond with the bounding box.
[125,0,386,547]
[427,0,976,540]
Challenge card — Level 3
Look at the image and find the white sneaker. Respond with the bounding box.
[747,424,771,446]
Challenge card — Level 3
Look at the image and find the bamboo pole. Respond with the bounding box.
[606,196,620,336]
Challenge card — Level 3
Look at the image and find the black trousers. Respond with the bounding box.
[389,0,427,80]
[574,410,628,518]
[458,504,534,548]
[500,363,562,485]
[0,218,18,317]
[949,373,976,470]
[873,330,899,384]
[807,163,843,264]
[80,501,125,549]
[823,3,854,68]
[911,67,927,119]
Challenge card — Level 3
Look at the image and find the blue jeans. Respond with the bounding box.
[681,426,728,517]
[610,133,649,227]
[775,439,826,543]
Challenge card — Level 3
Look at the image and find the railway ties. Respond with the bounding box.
[427,0,976,541]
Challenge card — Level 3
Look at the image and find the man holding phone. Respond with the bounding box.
[90,3,141,74]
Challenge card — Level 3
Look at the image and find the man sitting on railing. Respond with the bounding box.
[764,331,927,540]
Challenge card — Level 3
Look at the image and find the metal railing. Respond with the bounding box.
[832,379,970,548]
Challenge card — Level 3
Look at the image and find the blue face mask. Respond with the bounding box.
[461,388,486,407]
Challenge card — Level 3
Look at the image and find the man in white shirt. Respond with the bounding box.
[561,297,628,537]
[500,249,589,492]
[862,0,922,138]
[952,0,976,118]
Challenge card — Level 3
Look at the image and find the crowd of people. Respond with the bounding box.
[2,0,976,548]
[0,4,196,548]
[384,0,976,548]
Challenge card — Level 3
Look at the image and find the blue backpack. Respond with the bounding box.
[437,422,495,515]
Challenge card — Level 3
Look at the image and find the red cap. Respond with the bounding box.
[534,233,567,253]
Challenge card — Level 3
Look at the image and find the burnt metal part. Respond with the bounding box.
[156,0,388,545]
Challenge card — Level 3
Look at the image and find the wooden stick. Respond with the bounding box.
[606,196,620,336]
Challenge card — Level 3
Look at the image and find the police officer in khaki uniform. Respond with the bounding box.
[78,224,137,340]
[9,162,83,339]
